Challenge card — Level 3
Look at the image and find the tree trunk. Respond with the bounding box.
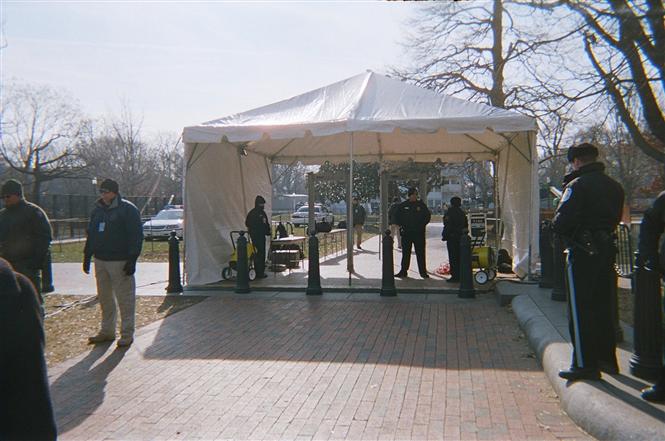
[490,0,506,108]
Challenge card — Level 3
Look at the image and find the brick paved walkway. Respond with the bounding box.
[49,294,590,440]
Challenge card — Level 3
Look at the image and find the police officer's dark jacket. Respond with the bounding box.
[443,205,468,239]
[638,191,665,266]
[0,199,52,269]
[352,203,366,226]
[396,199,432,234]
[84,195,143,261]
[245,196,271,237]
[552,162,624,240]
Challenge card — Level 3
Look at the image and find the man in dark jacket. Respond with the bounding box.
[0,179,52,302]
[352,197,367,249]
[245,195,271,279]
[637,191,665,402]
[83,179,143,348]
[395,187,432,279]
[388,196,402,249]
[0,257,57,441]
[442,196,468,283]
[552,143,624,381]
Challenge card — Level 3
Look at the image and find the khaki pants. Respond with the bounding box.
[94,258,136,338]
[389,224,401,249]
[354,224,363,247]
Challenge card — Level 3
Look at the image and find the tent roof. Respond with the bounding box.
[183,71,536,147]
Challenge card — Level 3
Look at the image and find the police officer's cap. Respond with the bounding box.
[567,143,599,162]
[1,179,23,197]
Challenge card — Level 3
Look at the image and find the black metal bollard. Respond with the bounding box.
[306,230,322,295]
[551,234,567,301]
[235,231,250,294]
[629,254,663,380]
[41,248,55,293]
[458,233,475,299]
[166,231,183,293]
[381,230,396,297]
[539,221,553,288]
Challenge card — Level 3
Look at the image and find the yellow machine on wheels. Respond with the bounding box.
[471,245,497,284]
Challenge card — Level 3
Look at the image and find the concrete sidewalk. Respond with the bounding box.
[52,262,172,296]
[504,282,665,440]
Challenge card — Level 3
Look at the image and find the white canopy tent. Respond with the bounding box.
[182,71,539,286]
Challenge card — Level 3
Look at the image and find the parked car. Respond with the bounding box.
[143,208,184,239]
[290,205,333,227]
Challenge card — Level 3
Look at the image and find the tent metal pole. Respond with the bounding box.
[347,133,354,284]
[527,133,535,280]
[493,157,500,257]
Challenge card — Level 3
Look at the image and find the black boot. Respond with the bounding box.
[558,367,601,381]
[642,383,665,403]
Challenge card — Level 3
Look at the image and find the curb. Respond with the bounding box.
[512,294,665,441]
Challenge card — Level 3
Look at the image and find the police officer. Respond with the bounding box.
[442,196,468,283]
[552,143,624,381]
[637,191,665,402]
[0,179,52,302]
[395,187,431,279]
[245,195,271,278]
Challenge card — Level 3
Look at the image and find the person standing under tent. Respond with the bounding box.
[352,196,366,250]
[442,196,468,283]
[246,195,271,279]
[388,196,402,249]
[395,187,431,279]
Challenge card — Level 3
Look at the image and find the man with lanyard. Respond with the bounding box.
[395,187,432,279]
[552,143,624,381]
[637,191,665,402]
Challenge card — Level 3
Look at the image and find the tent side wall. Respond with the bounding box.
[497,131,539,277]
[184,142,272,286]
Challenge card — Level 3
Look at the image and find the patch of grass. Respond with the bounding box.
[43,294,206,366]
[51,240,181,263]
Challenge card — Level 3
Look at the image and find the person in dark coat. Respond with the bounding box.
[352,197,367,249]
[552,143,624,381]
[0,257,58,441]
[388,196,402,249]
[637,191,665,402]
[442,196,468,283]
[245,195,271,278]
[84,179,143,348]
[395,187,432,279]
[0,179,52,303]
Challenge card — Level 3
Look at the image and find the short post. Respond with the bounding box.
[551,234,567,301]
[380,230,396,297]
[629,254,663,379]
[166,231,183,293]
[306,230,322,295]
[41,248,55,293]
[609,269,624,343]
[539,221,553,288]
[235,231,250,294]
[458,233,475,299]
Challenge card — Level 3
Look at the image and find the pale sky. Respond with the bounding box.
[1,1,421,136]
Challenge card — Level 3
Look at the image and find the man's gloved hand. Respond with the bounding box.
[123,258,137,276]
[83,256,91,274]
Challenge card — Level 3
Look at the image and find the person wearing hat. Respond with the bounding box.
[352,196,367,249]
[83,178,143,348]
[636,191,665,402]
[388,196,402,250]
[245,195,271,278]
[552,143,624,381]
[442,196,468,283]
[395,187,432,278]
[0,179,52,304]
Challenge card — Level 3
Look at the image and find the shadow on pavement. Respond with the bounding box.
[51,345,126,433]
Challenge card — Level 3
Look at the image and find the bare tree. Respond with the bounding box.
[77,104,159,196]
[153,132,183,199]
[0,83,85,204]
[538,109,573,187]
[532,0,665,164]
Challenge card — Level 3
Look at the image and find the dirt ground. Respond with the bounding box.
[43,294,205,366]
